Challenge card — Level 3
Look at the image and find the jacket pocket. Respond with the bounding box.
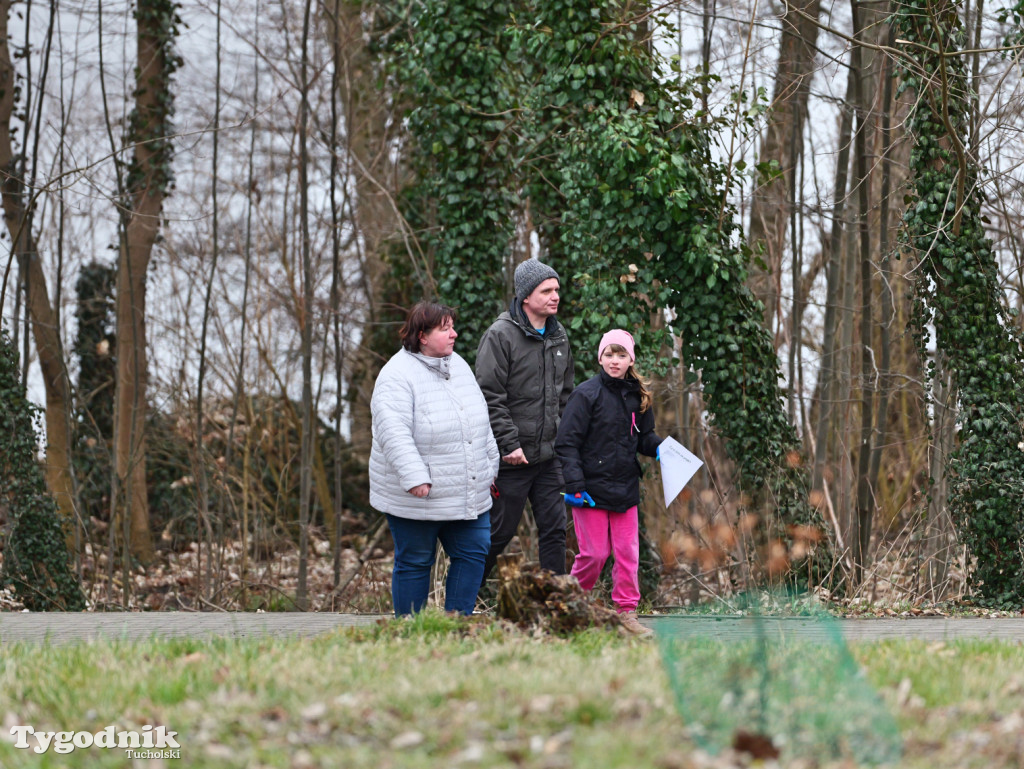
[516,417,539,439]
[583,455,610,480]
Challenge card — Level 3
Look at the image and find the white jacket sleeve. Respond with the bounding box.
[370,370,431,492]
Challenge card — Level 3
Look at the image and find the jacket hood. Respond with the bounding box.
[405,348,452,380]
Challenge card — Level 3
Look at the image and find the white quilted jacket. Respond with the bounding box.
[369,349,499,521]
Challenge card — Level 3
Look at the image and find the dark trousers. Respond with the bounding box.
[482,458,567,583]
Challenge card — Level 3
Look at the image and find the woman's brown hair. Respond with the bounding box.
[399,302,457,353]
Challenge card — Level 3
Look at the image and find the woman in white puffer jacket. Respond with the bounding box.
[370,302,499,616]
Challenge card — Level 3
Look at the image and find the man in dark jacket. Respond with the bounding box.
[476,259,575,583]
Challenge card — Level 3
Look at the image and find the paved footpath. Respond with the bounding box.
[1,613,1022,645]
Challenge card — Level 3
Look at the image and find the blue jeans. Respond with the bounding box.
[385,512,491,616]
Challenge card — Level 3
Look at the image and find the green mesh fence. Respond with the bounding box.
[657,594,902,764]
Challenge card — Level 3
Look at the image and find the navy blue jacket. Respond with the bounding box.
[555,369,662,512]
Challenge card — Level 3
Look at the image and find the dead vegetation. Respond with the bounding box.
[495,554,622,633]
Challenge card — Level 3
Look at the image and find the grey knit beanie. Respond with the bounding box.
[514,259,560,301]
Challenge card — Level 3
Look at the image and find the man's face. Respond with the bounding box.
[522,278,560,322]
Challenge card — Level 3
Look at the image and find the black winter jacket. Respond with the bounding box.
[475,301,575,466]
[555,370,663,512]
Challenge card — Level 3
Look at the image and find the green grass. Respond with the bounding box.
[1,613,1022,768]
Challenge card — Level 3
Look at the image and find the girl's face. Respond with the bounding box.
[600,348,630,379]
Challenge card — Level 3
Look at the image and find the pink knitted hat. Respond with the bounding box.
[598,329,635,363]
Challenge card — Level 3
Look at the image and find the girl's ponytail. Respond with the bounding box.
[629,364,653,413]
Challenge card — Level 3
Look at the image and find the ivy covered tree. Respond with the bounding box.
[0,327,86,611]
[0,0,77,525]
[521,0,821,570]
[391,0,828,581]
[73,262,118,527]
[112,0,183,565]
[896,0,1024,606]
[392,0,519,363]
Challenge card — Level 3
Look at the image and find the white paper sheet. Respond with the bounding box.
[658,436,704,507]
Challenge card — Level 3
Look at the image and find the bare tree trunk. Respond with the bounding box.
[113,0,180,565]
[968,0,983,154]
[746,0,821,332]
[925,357,956,597]
[296,0,315,610]
[327,1,347,588]
[866,16,899,576]
[115,219,156,565]
[835,193,859,577]
[786,110,803,427]
[867,24,919,530]
[700,0,716,112]
[195,0,224,601]
[812,77,856,508]
[115,218,155,564]
[328,1,412,466]
[0,0,76,529]
[830,3,898,582]
[216,0,260,606]
[836,3,892,582]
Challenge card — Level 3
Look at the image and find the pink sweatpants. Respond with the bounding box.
[570,505,640,612]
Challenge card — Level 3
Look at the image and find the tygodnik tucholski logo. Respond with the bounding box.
[9,724,181,759]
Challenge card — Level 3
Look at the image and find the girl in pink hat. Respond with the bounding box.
[554,329,663,636]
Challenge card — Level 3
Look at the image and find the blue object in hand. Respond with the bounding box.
[564,491,596,507]
[656,445,661,461]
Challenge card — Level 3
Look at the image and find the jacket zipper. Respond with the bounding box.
[542,335,549,440]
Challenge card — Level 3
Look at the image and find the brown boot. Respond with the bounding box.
[619,611,654,638]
